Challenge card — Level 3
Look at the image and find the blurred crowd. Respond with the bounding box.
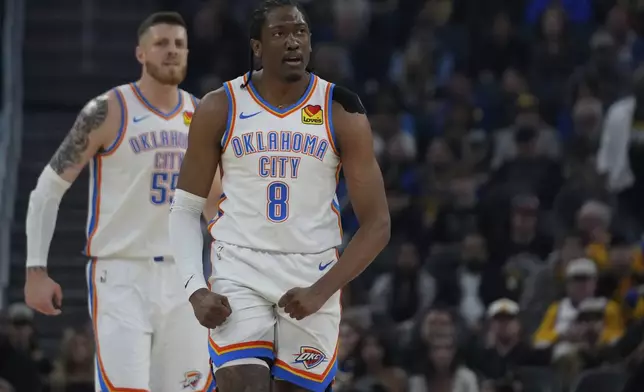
[6,0,644,391]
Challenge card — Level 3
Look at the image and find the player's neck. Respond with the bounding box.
[254,71,311,108]
[136,75,180,113]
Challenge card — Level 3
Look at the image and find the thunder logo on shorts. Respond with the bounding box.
[181,370,202,390]
[292,346,327,370]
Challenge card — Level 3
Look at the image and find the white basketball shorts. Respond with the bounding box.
[208,240,341,392]
[86,257,215,392]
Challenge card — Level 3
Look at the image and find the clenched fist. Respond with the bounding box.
[278,286,328,320]
[189,288,232,328]
[24,267,63,316]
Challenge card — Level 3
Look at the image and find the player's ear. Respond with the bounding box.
[135,45,145,65]
[251,39,262,58]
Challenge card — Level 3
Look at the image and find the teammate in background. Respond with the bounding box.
[24,12,219,392]
[168,1,390,391]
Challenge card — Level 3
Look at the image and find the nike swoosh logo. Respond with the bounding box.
[133,115,150,123]
[184,275,194,289]
[318,260,335,271]
[239,111,261,120]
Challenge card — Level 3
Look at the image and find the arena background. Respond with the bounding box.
[4,0,644,391]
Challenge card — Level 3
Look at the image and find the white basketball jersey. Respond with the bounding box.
[85,83,198,258]
[210,73,343,253]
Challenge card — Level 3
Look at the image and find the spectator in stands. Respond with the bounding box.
[0,309,41,392]
[533,258,624,349]
[596,232,644,313]
[310,43,354,87]
[608,317,644,392]
[482,195,553,304]
[497,195,552,263]
[418,138,459,222]
[5,304,51,383]
[566,97,604,168]
[432,171,481,246]
[521,231,586,333]
[408,334,479,392]
[597,65,644,229]
[466,299,551,381]
[395,22,436,115]
[554,100,610,230]
[420,307,458,344]
[49,328,94,392]
[471,11,529,81]
[551,297,624,387]
[335,319,363,390]
[569,30,631,109]
[455,233,488,329]
[370,241,437,326]
[404,306,459,365]
[489,102,563,207]
[604,5,636,71]
[349,332,408,392]
[529,5,580,122]
[578,200,614,265]
[187,0,246,93]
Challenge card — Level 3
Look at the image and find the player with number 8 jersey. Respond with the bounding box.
[169,3,390,390]
[208,73,342,252]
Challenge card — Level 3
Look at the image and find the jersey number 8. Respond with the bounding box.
[151,171,179,205]
[266,181,289,222]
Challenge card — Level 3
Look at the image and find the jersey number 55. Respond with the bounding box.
[150,171,179,205]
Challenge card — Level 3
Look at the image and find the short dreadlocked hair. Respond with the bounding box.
[242,0,311,88]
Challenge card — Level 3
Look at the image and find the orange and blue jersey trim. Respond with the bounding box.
[208,337,274,368]
[101,88,128,156]
[87,259,149,392]
[190,94,200,110]
[243,72,318,118]
[85,156,103,256]
[202,365,216,392]
[331,198,343,241]
[324,83,339,156]
[207,193,227,231]
[272,343,338,392]
[129,82,184,120]
[221,82,236,151]
[330,163,343,241]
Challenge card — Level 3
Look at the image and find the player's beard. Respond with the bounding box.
[145,61,186,86]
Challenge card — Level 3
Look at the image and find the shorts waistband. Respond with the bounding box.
[90,256,174,263]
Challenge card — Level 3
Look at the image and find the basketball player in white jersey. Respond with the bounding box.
[169,1,390,391]
[24,12,218,392]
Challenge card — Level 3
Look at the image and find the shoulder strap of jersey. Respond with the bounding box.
[100,85,129,156]
[183,90,199,111]
[321,79,339,156]
[221,77,243,151]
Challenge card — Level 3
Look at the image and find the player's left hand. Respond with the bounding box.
[278,286,328,320]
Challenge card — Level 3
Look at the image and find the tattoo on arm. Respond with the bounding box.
[49,96,109,174]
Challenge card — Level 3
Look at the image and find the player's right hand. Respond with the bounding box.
[24,268,63,316]
[189,288,232,328]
